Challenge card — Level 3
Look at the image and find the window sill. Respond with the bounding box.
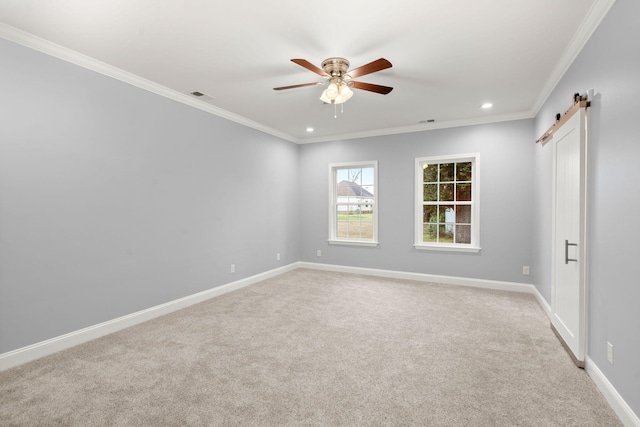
[328,239,379,247]
[414,243,481,253]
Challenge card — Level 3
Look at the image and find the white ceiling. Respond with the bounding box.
[0,0,614,143]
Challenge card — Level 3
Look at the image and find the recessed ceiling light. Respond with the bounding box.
[481,103,493,109]
[306,127,314,132]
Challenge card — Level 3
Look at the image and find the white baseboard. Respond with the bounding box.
[297,261,536,294]
[586,357,640,427]
[0,263,297,372]
[529,283,552,318]
[3,261,638,427]
[0,262,536,372]
[299,262,638,426]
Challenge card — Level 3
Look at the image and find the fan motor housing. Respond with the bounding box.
[322,58,350,78]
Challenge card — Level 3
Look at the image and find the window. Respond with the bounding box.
[415,154,480,252]
[329,161,378,246]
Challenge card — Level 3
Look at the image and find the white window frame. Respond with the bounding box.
[328,161,379,247]
[414,154,480,252]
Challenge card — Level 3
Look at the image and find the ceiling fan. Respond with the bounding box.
[273,57,393,105]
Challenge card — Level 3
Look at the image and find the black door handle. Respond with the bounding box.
[565,240,578,264]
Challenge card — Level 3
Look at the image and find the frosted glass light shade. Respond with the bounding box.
[319,80,353,104]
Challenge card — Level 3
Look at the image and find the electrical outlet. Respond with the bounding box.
[230,264,235,274]
[277,253,280,261]
[522,266,530,276]
[607,342,614,364]
[317,249,322,257]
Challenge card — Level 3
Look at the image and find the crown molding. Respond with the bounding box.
[0,23,298,144]
[1,0,616,146]
[299,111,534,144]
[530,0,617,116]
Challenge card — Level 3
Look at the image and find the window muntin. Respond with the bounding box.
[415,155,479,252]
[329,161,378,246]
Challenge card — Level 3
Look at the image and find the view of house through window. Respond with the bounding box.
[415,154,479,251]
[329,162,377,245]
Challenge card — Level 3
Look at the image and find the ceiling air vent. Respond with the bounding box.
[189,91,215,102]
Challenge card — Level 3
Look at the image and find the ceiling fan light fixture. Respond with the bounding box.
[275,57,393,108]
[319,90,332,103]
[326,82,339,98]
[338,85,353,103]
[320,80,353,104]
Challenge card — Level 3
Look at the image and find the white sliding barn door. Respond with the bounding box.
[551,108,587,366]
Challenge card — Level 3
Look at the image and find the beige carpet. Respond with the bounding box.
[0,269,621,426]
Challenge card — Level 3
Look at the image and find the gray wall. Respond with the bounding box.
[0,37,300,353]
[298,120,535,284]
[2,0,638,417]
[533,0,640,415]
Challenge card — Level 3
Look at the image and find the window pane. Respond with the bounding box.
[439,183,454,201]
[456,205,471,223]
[440,163,454,182]
[439,224,454,243]
[423,184,437,201]
[337,220,349,238]
[423,164,438,182]
[357,216,374,239]
[423,224,437,242]
[351,169,362,185]
[455,225,471,243]
[423,205,437,223]
[339,168,364,187]
[361,167,374,186]
[352,218,373,238]
[439,205,455,223]
[456,162,472,181]
[456,183,472,201]
[337,209,350,220]
[336,209,373,239]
